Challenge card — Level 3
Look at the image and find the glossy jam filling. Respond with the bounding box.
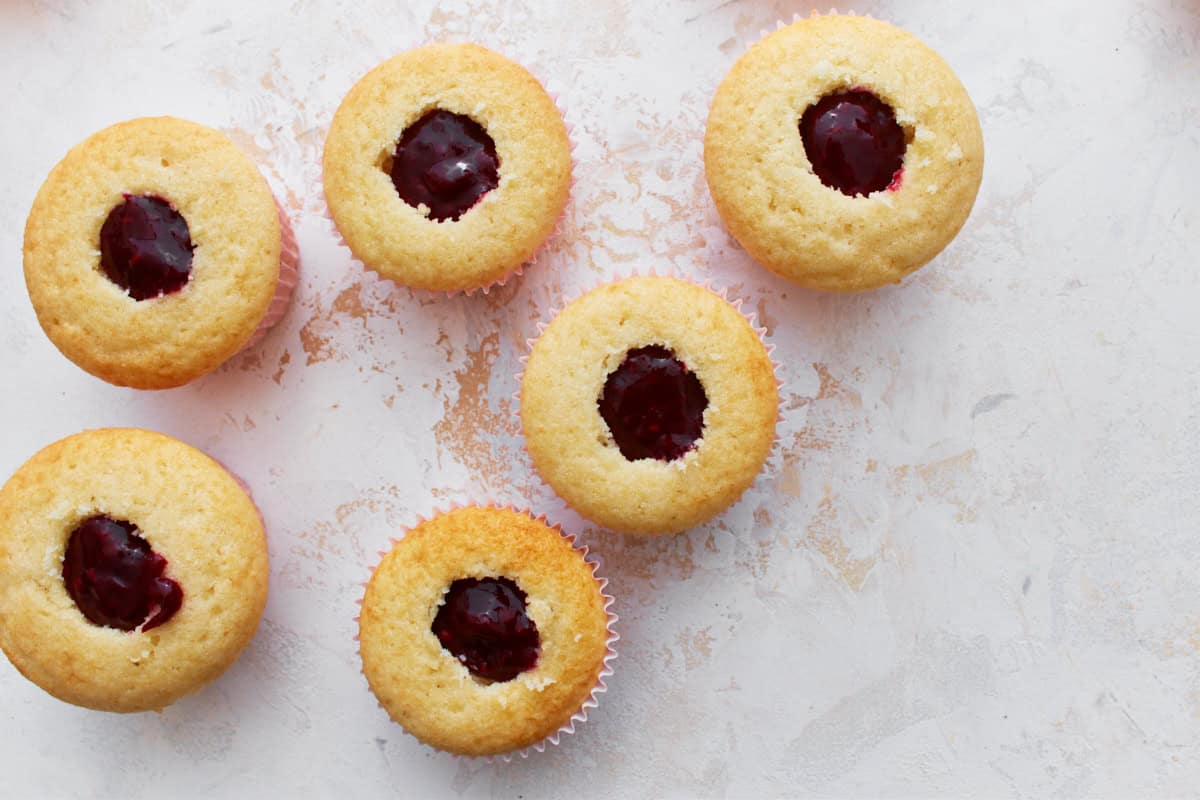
[99,194,195,300]
[389,110,500,222]
[431,577,540,682]
[61,515,183,632]
[799,89,907,197]
[598,345,709,462]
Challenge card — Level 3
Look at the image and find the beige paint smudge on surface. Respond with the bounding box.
[335,485,406,529]
[297,282,404,366]
[736,537,777,580]
[281,485,410,591]
[772,362,975,591]
[677,626,715,670]
[272,350,292,384]
[891,449,980,523]
[299,319,337,366]
[584,527,701,604]
[784,355,980,589]
[296,286,353,366]
[753,506,773,527]
[431,332,521,487]
[812,362,864,408]
[737,506,781,579]
[807,485,878,592]
[775,362,864,497]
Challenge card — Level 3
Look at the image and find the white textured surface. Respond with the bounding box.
[2,0,1199,797]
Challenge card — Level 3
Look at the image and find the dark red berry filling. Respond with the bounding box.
[431,577,539,682]
[598,345,709,462]
[99,194,195,300]
[62,515,183,632]
[800,89,907,197]
[389,110,500,222]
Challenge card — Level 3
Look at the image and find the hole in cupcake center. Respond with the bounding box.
[61,515,183,632]
[388,110,500,222]
[99,194,195,300]
[598,345,709,462]
[799,89,907,197]
[432,577,540,683]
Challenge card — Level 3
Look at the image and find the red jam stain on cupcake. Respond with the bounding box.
[799,89,907,197]
[599,345,709,462]
[99,194,195,300]
[62,515,183,631]
[432,576,540,682]
[389,110,500,222]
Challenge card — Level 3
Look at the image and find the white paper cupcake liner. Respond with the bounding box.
[239,195,300,352]
[208,456,266,529]
[352,501,618,760]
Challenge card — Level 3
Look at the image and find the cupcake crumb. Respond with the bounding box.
[523,675,557,692]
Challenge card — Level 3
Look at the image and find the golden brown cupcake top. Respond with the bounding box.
[23,117,283,388]
[358,506,613,756]
[323,44,571,292]
[521,276,779,535]
[705,14,984,290]
[0,428,269,712]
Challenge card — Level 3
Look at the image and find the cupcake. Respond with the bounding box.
[322,43,571,293]
[23,116,299,389]
[0,428,269,712]
[520,276,779,535]
[704,13,984,291]
[358,506,615,757]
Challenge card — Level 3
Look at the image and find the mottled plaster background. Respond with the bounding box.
[1,0,1199,797]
